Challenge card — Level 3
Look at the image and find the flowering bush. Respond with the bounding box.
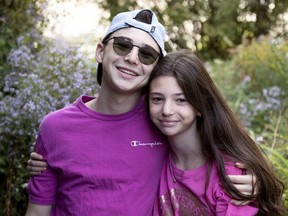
[0,0,47,83]
[1,32,97,138]
[0,32,98,215]
[210,36,288,208]
[233,37,288,129]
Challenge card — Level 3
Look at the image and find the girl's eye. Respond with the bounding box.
[176,98,187,104]
[151,97,163,103]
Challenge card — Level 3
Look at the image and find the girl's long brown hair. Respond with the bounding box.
[146,50,285,215]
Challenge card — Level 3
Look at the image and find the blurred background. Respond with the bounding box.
[0,0,287,215]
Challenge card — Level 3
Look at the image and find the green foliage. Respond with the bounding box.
[0,0,47,83]
[0,1,48,215]
[233,38,288,207]
[98,0,138,19]
[210,36,288,209]
[260,143,288,207]
[235,37,288,86]
[233,37,288,130]
[99,0,288,59]
[0,32,97,216]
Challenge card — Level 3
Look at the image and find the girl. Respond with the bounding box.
[148,50,285,215]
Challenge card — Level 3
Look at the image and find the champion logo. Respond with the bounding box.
[131,140,163,147]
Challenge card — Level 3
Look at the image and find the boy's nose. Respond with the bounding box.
[124,47,140,65]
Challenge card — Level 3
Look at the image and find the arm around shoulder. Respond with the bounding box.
[25,202,52,216]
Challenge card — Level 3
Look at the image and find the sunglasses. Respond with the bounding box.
[105,36,160,65]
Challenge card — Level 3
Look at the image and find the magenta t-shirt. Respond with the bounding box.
[154,155,258,215]
[27,96,169,215]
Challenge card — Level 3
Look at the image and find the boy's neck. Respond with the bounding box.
[86,89,141,115]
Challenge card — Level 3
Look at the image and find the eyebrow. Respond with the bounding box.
[150,92,185,96]
[118,36,132,42]
[118,36,156,49]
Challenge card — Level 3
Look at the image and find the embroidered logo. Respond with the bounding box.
[131,140,163,147]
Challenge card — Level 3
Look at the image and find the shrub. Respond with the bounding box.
[0,0,47,84]
[210,36,288,209]
[0,32,98,215]
[233,37,288,130]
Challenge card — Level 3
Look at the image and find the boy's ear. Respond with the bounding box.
[95,43,104,63]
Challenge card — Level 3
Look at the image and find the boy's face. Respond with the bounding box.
[96,28,161,94]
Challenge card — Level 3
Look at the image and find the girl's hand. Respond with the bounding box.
[27,152,47,176]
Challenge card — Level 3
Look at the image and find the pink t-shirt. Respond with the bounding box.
[27,95,169,216]
[154,155,258,216]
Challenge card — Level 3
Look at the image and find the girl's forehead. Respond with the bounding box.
[150,76,181,90]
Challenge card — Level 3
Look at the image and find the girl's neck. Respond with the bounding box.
[169,132,207,171]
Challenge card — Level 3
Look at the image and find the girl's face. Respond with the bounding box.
[96,28,160,94]
[149,76,200,138]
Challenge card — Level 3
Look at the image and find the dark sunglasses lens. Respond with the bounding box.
[112,37,159,65]
[113,38,132,56]
[138,47,159,65]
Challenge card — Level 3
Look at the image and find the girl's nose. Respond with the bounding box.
[162,101,174,116]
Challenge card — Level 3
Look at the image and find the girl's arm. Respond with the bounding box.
[27,152,47,176]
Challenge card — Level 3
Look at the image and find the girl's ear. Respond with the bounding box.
[95,43,104,63]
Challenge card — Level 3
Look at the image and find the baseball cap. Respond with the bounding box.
[97,9,166,85]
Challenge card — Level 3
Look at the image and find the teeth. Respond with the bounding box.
[119,68,137,76]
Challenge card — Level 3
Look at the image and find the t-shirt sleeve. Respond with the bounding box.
[26,134,58,205]
[214,187,258,216]
[214,161,258,216]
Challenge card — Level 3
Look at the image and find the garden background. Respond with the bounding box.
[0,0,287,215]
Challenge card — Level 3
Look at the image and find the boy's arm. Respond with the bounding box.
[228,162,258,205]
[25,202,52,216]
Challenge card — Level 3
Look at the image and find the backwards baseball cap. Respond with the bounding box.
[97,9,166,85]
